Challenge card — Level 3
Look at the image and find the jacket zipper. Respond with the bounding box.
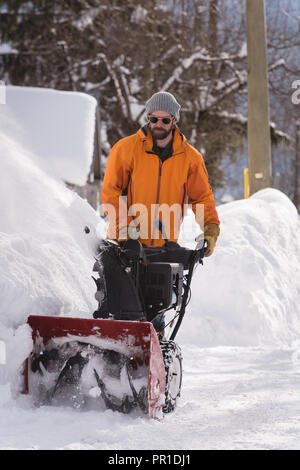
[151,159,162,245]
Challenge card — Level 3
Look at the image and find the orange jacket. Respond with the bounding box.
[101,126,220,246]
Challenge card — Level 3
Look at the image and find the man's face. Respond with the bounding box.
[148,111,175,140]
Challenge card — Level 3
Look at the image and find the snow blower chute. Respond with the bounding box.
[24,236,206,418]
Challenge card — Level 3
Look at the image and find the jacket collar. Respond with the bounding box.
[138,125,186,156]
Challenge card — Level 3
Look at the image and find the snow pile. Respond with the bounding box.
[1,86,97,185]
[179,189,300,347]
[0,95,105,390]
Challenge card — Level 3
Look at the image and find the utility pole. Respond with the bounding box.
[246,0,272,195]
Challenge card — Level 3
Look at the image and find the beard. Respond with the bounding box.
[151,126,173,141]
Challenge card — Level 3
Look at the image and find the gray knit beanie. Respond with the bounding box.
[145,91,181,121]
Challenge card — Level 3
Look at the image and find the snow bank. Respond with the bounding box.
[178,189,300,347]
[0,102,105,391]
[1,86,97,185]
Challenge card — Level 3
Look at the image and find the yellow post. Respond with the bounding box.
[244,168,249,199]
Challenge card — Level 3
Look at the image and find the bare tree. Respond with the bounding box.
[0,0,299,196]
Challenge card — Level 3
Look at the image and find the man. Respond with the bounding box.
[101,91,220,255]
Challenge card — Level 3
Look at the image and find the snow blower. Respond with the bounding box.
[24,231,206,418]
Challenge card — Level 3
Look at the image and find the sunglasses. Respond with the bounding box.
[149,116,173,125]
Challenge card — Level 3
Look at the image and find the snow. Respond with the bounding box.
[0,43,18,55]
[130,5,148,24]
[1,86,97,185]
[0,87,300,449]
[178,189,300,347]
[0,87,104,397]
[72,7,105,31]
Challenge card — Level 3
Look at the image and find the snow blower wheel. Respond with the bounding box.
[160,341,183,413]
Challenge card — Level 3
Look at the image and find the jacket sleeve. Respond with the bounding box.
[186,150,220,230]
[101,139,133,239]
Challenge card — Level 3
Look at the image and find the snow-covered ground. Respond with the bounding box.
[0,86,300,450]
[2,346,300,450]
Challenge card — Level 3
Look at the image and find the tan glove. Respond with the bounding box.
[118,225,140,242]
[195,223,220,257]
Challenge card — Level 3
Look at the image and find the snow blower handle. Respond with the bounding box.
[169,247,201,341]
[170,240,206,341]
[195,238,208,260]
